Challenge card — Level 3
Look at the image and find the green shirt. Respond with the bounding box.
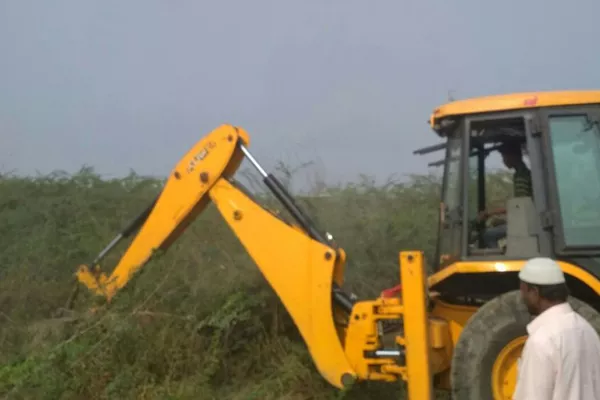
[514,164,533,198]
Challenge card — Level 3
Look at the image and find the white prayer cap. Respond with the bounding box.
[519,257,566,285]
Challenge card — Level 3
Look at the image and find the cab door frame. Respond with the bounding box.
[458,110,552,262]
[434,119,467,271]
[538,104,600,257]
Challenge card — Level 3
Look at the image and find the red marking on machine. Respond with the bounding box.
[523,96,538,106]
[381,284,402,298]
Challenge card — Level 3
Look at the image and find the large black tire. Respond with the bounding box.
[450,290,600,400]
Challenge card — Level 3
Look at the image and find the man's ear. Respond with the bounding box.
[530,284,541,301]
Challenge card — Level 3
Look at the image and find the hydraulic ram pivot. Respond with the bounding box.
[71,125,438,399]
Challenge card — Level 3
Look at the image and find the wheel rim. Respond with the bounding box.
[491,335,527,399]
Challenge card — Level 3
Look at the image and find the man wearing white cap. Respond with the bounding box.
[513,257,600,400]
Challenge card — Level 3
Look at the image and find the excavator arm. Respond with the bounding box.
[72,124,437,398]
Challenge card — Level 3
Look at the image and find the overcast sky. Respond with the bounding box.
[1,0,599,190]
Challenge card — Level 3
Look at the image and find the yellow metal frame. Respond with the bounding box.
[343,297,404,383]
[429,260,600,295]
[429,89,600,131]
[399,251,434,399]
[428,299,478,389]
[343,251,442,398]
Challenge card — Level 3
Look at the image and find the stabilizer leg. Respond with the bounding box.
[400,251,434,399]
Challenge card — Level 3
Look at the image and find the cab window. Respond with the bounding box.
[437,133,464,265]
[549,114,600,248]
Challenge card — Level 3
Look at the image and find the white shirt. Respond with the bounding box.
[513,302,600,400]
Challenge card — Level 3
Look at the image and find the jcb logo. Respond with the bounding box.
[187,141,216,173]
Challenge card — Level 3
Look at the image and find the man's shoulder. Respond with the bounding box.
[532,310,600,344]
[526,328,553,348]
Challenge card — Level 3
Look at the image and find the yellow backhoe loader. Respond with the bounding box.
[69,90,600,399]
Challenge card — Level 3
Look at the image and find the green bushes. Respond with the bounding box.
[0,167,511,399]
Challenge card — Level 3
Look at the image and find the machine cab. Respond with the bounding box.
[418,91,600,284]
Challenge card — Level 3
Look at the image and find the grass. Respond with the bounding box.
[0,165,512,399]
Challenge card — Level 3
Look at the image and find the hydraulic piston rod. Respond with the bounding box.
[239,142,355,313]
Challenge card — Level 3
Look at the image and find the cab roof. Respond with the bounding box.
[429,90,600,133]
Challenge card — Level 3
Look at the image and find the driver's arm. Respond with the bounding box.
[487,207,507,216]
[478,207,506,221]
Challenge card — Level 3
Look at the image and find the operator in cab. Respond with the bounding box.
[513,257,600,400]
[478,141,532,248]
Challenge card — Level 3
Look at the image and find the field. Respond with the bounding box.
[0,165,511,399]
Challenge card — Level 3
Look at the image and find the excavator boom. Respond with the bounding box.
[73,124,435,398]
[74,124,361,387]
